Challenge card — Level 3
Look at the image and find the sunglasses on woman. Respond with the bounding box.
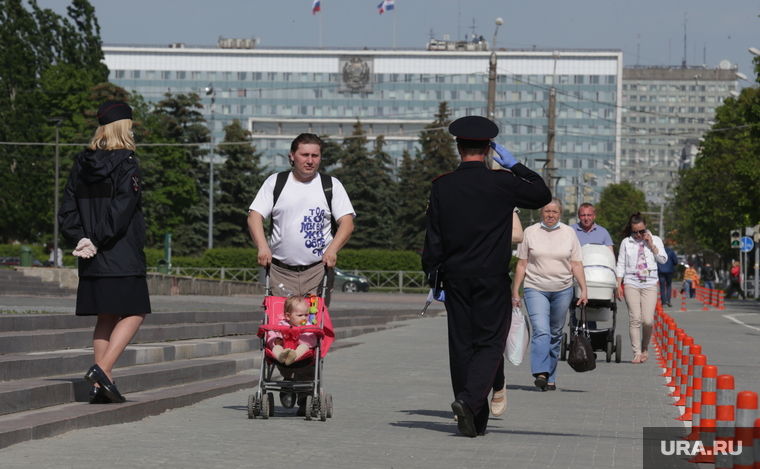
[633,229,647,236]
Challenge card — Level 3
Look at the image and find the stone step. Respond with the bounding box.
[0,352,260,416]
[0,372,258,450]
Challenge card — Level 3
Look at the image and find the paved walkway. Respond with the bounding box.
[0,296,706,469]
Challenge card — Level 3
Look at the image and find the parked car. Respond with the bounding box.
[334,267,370,293]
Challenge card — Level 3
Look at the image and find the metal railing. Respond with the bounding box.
[147,266,428,292]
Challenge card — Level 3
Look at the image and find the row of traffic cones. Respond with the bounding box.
[653,302,759,466]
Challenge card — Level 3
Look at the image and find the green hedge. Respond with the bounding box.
[4,244,425,271]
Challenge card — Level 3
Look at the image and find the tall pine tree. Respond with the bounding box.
[395,102,458,250]
[331,121,397,249]
[215,119,265,247]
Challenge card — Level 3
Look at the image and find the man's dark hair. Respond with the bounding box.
[290,133,324,153]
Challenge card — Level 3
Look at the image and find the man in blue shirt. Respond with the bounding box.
[571,203,614,253]
[571,203,614,328]
[657,243,679,306]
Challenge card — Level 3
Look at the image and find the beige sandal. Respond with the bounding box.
[631,355,642,364]
[640,350,649,363]
[490,384,507,416]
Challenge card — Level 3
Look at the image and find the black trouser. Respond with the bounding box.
[659,272,673,304]
[444,275,510,433]
[725,279,746,299]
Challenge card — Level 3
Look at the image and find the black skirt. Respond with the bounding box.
[76,276,152,316]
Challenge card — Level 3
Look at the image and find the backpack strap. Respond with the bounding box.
[269,171,335,238]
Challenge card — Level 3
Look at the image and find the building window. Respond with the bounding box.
[177,71,186,80]
[238,72,247,81]
[114,70,125,79]
[131,70,140,79]
[191,71,202,80]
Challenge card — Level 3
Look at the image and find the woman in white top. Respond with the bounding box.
[615,212,667,363]
[512,198,587,391]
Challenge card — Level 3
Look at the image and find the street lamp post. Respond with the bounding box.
[49,117,64,268]
[205,84,215,250]
[485,17,503,170]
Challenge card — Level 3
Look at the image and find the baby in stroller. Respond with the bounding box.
[266,296,318,366]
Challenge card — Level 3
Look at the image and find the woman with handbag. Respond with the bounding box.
[615,212,666,364]
[58,100,151,403]
[512,198,588,391]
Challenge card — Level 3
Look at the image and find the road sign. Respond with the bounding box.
[741,236,754,252]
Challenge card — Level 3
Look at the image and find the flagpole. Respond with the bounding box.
[319,9,323,49]
[392,4,396,50]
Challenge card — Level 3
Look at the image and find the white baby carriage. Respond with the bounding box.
[561,243,622,363]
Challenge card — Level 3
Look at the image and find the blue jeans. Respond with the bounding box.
[684,280,694,298]
[704,280,715,291]
[524,286,574,384]
[658,272,673,304]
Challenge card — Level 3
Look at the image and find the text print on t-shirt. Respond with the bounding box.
[301,206,327,256]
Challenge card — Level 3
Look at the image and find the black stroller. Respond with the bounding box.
[560,244,622,363]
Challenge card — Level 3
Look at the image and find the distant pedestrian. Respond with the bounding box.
[58,100,150,404]
[656,242,678,307]
[724,260,747,300]
[45,242,64,268]
[615,213,666,364]
[683,263,699,298]
[700,262,716,291]
[512,197,588,392]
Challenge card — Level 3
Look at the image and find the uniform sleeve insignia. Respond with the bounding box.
[131,175,140,193]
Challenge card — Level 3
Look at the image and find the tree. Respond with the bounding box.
[0,0,107,243]
[331,121,397,249]
[596,181,648,246]
[215,119,265,247]
[395,102,458,250]
[151,92,210,255]
[672,87,760,263]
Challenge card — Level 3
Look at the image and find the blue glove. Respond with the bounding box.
[491,142,518,169]
[434,289,446,302]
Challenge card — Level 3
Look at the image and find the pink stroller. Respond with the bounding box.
[248,275,335,421]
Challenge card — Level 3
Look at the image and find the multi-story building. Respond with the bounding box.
[103,42,622,204]
[620,65,738,205]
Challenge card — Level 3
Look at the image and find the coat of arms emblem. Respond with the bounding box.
[341,57,371,92]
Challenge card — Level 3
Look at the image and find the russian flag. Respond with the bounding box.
[377,0,394,14]
[312,0,320,14]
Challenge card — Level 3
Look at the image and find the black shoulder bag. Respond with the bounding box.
[567,304,596,373]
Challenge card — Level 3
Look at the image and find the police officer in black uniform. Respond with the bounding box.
[422,116,552,437]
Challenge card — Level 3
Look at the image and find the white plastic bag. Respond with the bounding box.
[506,306,530,365]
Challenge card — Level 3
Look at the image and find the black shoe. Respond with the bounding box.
[296,398,306,417]
[534,375,548,391]
[85,364,126,403]
[545,384,557,391]
[451,399,477,438]
[666,302,672,307]
[280,392,295,409]
[88,385,109,404]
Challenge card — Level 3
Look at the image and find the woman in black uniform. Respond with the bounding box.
[58,100,151,404]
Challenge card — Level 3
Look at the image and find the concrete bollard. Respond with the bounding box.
[714,375,735,469]
[732,391,757,469]
[689,365,717,463]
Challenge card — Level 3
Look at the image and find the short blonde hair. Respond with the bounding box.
[284,295,307,315]
[87,119,135,151]
[541,197,563,214]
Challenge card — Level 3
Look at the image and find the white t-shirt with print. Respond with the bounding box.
[249,172,355,266]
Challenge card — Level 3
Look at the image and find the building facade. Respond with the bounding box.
[620,66,738,205]
[103,44,622,205]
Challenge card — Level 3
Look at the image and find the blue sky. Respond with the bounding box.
[38,0,760,76]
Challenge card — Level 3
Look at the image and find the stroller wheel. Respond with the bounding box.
[318,394,327,422]
[615,334,622,363]
[262,393,270,419]
[560,332,568,361]
[325,393,333,418]
[267,392,275,417]
[606,341,612,363]
[305,395,313,421]
[247,394,255,419]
